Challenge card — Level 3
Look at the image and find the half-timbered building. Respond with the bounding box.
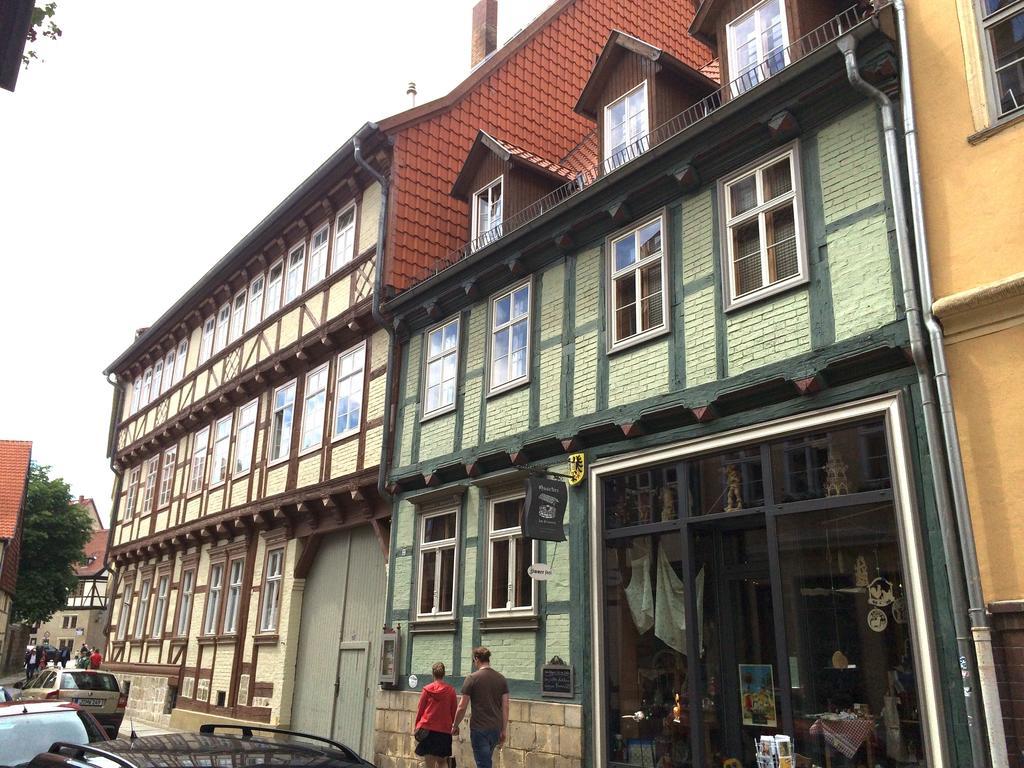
[375,1,978,767]
[101,124,392,756]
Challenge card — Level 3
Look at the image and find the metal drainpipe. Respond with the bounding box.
[838,33,990,767]
[890,0,1008,764]
[102,373,126,644]
[352,129,395,507]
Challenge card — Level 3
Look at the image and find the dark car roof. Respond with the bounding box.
[68,732,370,767]
[0,700,84,717]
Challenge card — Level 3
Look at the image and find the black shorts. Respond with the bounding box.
[414,729,453,757]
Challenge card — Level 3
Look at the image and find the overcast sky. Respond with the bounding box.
[0,1,554,525]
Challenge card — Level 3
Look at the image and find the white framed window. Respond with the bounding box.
[727,0,789,95]
[300,364,329,453]
[117,589,132,640]
[130,377,142,416]
[176,569,195,637]
[472,177,503,245]
[174,338,188,383]
[333,343,365,439]
[157,446,176,508]
[141,455,159,514]
[423,318,460,417]
[977,0,1024,118]
[246,274,265,331]
[223,559,244,634]
[162,349,175,394]
[210,414,233,486]
[269,381,296,463]
[260,548,284,632]
[187,426,210,495]
[152,360,163,400]
[230,289,247,343]
[285,243,306,304]
[486,496,537,615]
[199,315,215,364]
[133,577,151,639]
[308,223,330,287]
[214,302,230,353]
[333,206,356,271]
[203,563,223,635]
[417,509,458,618]
[609,214,668,349]
[150,574,169,638]
[604,81,649,172]
[490,282,531,392]
[124,466,141,521]
[265,260,284,316]
[233,399,259,475]
[140,367,153,407]
[721,145,806,309]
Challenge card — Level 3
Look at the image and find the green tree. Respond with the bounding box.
[22,3,62,68]
[11,463,94,626]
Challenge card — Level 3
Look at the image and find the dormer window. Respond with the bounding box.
[604,82,648,171]
[727,0,789,94]
[473,177,503,246]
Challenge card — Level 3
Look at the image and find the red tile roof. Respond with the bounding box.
[700,58,721,83]
[0,440,31,539]
[493,136,577,180]
[380,0,712,291]
[76,529,109,577]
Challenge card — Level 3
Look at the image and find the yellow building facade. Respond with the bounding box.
[908,0,1024,762]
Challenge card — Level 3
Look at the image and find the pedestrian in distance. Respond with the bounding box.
[451,647,509,768]
[89,647,102,670]
[24,646,38,681]
[413,662,457,768]
[61,646,70,668]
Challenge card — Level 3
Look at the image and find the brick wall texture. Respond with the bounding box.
[375,690,583,768]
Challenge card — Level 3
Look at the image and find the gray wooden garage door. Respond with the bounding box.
[290,526,386,758]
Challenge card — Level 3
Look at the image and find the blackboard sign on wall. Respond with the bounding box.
[522,477,567,542]
[541,663,574,698]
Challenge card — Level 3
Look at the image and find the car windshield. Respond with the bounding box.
[60,672,119,692]
[0,710,104,766]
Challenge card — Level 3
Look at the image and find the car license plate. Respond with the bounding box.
[75,697,103,707]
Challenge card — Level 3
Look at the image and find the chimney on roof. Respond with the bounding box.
[470,0,498,68]
[78,495,85,504]
[407,81,418,107]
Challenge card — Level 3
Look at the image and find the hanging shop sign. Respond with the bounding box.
[528,563,553,580]
[522,477,567,541]
[541,658,574,698]
[568,453,586,486]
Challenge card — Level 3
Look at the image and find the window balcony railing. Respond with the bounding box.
[425,2,881,282]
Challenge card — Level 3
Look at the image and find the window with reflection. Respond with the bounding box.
[604,464,680,530]
[418,510,458,619]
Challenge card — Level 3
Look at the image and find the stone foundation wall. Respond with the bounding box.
[116,672,173,729]
[375,690,583,768]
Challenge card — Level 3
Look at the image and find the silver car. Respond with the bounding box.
[18,668,125,738]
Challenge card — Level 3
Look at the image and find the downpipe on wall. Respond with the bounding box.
[102,372,126,643]
[838,31,991,768]
[887,1,1008,765]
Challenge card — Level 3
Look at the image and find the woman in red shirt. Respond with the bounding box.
[414,662,457,767]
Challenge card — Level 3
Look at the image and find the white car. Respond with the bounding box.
[17,668,126,738]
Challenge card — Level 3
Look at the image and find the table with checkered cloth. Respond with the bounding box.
[809,717,875,758]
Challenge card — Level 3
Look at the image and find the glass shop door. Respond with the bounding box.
[693,520,785,768]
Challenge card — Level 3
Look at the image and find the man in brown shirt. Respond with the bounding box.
[451,647,509,768]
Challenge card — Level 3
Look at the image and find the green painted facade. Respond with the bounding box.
[381,84,968,762]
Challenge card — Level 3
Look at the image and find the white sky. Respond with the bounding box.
[0,1,554,525]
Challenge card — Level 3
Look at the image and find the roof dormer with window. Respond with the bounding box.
[451,131,577,251]
[575,31,718,172]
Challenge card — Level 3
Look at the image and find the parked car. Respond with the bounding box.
[0,700,107,768]
[17,669,126,738]
[25,725,375,767]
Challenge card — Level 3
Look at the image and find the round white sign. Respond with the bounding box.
[408,674,419,689]
[528,563,553,581]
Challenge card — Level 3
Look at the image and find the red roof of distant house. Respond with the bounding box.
[0,441,31,539]
[380,0,712,291]
[76,529,109,577]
